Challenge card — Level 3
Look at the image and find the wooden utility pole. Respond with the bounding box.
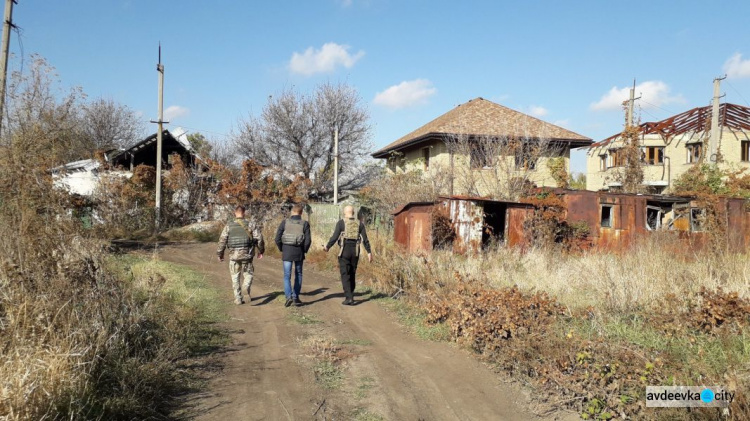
[0,0,14,134]
[333,124,339,205]
[151,45,168,231]
[709,75,726,163]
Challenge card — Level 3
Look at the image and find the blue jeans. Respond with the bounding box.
[283,261,303,299]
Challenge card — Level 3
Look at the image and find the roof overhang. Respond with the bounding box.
[373,132,593,159]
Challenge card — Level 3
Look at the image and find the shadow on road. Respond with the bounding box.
[250,291,284,306]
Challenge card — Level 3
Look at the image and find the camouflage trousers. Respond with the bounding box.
[229,259,254,303]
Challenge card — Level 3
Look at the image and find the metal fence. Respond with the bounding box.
[304,202,391,239]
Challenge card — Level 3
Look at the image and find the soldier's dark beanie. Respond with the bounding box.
[235,205,246,212]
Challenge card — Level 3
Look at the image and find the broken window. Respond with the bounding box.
[600,205,613,228]
[686,143,702,163]
[422,147,430,170]
[742,140,749,162]
[609,149,625,167]
[667,204,690,231]
[641,147,664,165]
[690,208,705,232]
[470,143,493,169]
[599,155,607,171]
[646,206,662,230]
[514,143,538,171]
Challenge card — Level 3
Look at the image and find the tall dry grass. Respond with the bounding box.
[361,233,750,419]
[368,233,750,314]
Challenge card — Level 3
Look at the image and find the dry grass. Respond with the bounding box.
[373,233,749,314]
[363,233,750,419]
[0,246,226,420]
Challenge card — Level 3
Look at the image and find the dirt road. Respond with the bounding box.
[161,243,575,421]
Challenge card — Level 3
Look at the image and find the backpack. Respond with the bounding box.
[343,217,360,240]
[281,218,305,246]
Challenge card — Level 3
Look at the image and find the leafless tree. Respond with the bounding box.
[2,55,83,164]
[233,82,372,196]
[78,97,146,153]
[444,130,566,200]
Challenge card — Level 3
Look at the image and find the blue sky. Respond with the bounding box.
[10,0,750,173]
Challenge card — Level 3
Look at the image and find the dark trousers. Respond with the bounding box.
[338,242,359,301]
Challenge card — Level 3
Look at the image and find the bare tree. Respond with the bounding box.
[233,82,372,196]
[2,55,83,164]
[78,97,146,152]
[445,131,567,200]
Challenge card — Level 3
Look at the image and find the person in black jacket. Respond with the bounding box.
[323,205,372,305]
[275,204,311,307]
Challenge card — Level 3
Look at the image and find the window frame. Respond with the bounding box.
[690,208,705,232]
[741,140,749,162]
[513,144,538,171]
[422,147,430,171]
[641,146,664,165]
[686,143,702,164]
[608,149,625,168]
[600,205,613,228]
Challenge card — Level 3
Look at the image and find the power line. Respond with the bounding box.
[176,124,231,139]
[640,99,675,116]
[725,79,750,107]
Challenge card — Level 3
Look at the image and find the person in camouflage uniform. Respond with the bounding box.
[217,205,265,305]
[324,205,372,305]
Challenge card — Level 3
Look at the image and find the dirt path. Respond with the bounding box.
[160,243,575,421]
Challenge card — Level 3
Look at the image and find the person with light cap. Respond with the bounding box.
[323,205,372,305]
[217,205,265,305]
[274,203,311,307]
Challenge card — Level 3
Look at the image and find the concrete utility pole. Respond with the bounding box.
[709,75,726,163]
[627,80,635,128]
[333,124,339,205]
[0,0,15,134]
[151,44,168,231]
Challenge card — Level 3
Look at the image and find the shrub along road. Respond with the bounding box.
[161,242,576,420]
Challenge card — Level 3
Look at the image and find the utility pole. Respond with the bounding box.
[709,75,726,163]
[150,44,168,231]
[627,80,635,128]
[0,0,15,134]
[333,124,339,205]
[626,79,641,128]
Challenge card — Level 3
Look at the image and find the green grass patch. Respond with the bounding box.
[562,315,750,383]
[377,298,451,342]
[287,310,322,325]
[338,338,373,346]
[313,361,343,390]
[351,407,384,421]
[355,376,376,399]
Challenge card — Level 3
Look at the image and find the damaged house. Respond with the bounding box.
[372,97,592,197]
[586,103,750,193]
[53,127,200,197]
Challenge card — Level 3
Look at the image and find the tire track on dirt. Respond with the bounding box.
[159,243,576,421]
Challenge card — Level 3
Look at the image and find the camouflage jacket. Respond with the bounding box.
[217,219,265,261]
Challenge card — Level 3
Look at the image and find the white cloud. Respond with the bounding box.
[164,105,190,121]
[528,105,548,117]
[339,0,353,6]
[724,53,750,79]
[553,119,570,128]
[373,79,437,109]
[590,80,684,111]
[289,42,364,76]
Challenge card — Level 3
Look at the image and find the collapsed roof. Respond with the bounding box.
[590,103,750,148]
[108,127,198,169]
